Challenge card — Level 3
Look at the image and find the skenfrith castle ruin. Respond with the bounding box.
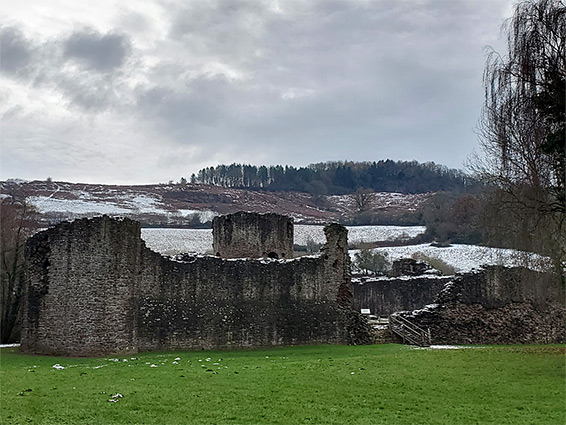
[21,213,369,356]
[20,212,565,356]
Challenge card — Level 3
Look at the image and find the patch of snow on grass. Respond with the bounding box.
[350,244,551,273]
[75,190,94,200]
[121,194,166,214]
[141,228,213,255]
[294,225,425,245]
[138,227,547,274]
[28,193,171,216]
[28,197,132,215]
[141,225,425,256]
[347,225,425,244]
[293,225,325,245]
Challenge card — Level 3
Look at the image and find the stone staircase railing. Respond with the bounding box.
[389,315,431,347]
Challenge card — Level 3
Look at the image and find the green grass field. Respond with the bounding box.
[1,344,564,425]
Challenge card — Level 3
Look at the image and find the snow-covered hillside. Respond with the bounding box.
[28,193,215,223]
[1,179,430,226]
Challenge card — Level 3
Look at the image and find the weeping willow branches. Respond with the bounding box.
[476,0,565,280]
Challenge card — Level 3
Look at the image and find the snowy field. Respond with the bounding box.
[350,244,551,274]
[30,196,132,215]
[294,225,425,246]
[142,229,213,255]
[141,225,426,255]
[28,194,215,222]
[139,227,548,273]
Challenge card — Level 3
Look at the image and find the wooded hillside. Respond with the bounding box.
[192,160,478,195]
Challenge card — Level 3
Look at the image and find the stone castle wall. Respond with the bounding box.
[21,217,142,356]
[393,266,566,344]
[353,276,452,316]
[21,216,368,356]
[212,211,294,259]
[21,215,563,354]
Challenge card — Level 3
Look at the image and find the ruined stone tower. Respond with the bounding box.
[212,211,294,259]
[21,216,142,356]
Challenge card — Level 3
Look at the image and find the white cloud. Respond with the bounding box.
[281,87,315,100]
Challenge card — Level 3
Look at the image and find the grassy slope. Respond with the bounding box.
[1,344,564,425]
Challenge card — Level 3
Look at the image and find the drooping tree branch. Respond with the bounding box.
[475,0,565,282]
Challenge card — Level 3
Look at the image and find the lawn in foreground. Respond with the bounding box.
[1,344,564,424]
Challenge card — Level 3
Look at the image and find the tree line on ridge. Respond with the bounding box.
[190,160,479,195]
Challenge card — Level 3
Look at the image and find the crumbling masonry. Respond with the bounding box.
[20,213,564,356]
[21,215,370,356]
[391,266,566,345]
[213,211,294,259]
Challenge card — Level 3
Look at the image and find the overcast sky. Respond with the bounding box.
[1,0,514,184]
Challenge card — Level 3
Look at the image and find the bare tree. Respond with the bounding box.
[353,249,390,276]
[473,0,565,282]
[353,188,374,213]
[0,190,38,343]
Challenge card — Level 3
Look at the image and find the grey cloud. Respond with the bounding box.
[55,73,122,111]
[1,0,514,183]
[120,12,153,33]
[64,28,132,71]
[170,0,265,37]
[1,25,133,111]
[0,26,33,76]
[168,0,269,61]
[137,76,235,138]
[138,0,499,159]
[57,29,134,110]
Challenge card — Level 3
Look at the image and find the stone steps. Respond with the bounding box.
[371,326,402,344]
[360,310,401,344]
